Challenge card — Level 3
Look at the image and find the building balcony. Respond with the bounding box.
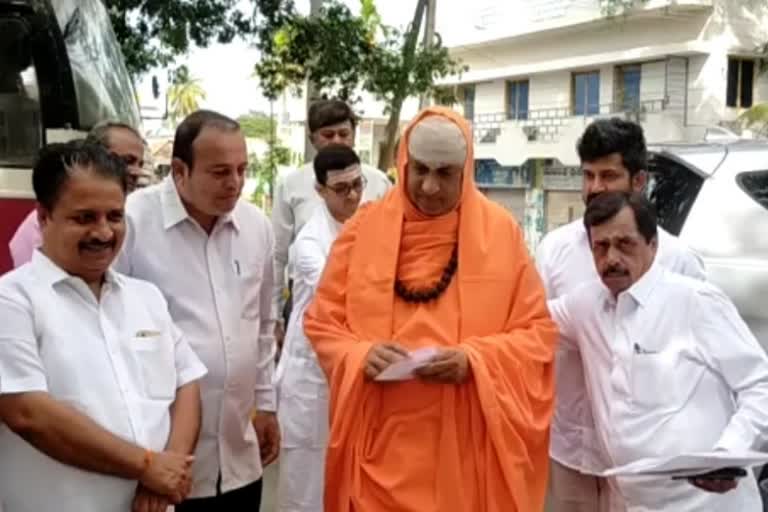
[446,0,713,51]
[471,97,668,145]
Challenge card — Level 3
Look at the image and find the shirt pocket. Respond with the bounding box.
[131,334,177,400]
[239,256,264,320]
[630,348,701,412]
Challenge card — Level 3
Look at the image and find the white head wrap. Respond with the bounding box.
[407,116,467,168]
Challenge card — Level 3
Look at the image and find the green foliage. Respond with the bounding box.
[739,103,768,137]
[104,0,257,77]
[249,143,291,210]
[254,1,375,101]
[253,0,467,169]
[600,0,648,17]
[167,65,207,123]
[253,0,466,106]
[237,112,276,139]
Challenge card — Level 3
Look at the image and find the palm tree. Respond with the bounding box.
[167,65,207,123]
[739,103,768,138]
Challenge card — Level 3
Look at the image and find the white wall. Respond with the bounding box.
[452,14,709,75]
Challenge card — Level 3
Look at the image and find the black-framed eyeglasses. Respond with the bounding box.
[326,176,367,197]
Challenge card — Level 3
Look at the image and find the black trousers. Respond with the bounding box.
[282,279,294,326]
[176,478,262,512]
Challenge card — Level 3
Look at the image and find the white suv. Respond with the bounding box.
[648,140,768,349]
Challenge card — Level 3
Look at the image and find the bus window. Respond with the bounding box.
[0,18,42,167]
[51,0,140,129]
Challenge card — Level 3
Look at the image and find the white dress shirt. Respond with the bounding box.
[535,219,705,473]
[274,204,340,511]
[271,162,390,313]
[548,259,768,511]
[116,177,277,498]
[0,251,206,512]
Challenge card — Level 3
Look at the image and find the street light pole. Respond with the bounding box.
[304,0,324,163]
[419,0,437,109]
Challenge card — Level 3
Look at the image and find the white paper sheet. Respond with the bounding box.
[600,450,768,478]
[374,347,440,382]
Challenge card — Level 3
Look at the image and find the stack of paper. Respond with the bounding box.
[600,451,768,478]
[374,347,439,382]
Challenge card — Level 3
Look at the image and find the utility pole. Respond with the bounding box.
[419,0,437,109]
[303,0,324,163]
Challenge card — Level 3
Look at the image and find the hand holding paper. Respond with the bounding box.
[373,347,440,382]
[364,342,410,380]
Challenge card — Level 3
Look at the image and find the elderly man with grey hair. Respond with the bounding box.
[7,121,151,268]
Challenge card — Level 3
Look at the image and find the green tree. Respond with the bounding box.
[739,103,768,137]
[237,112,277,140]
[104,0,257,77]
[249,143,291,210]
[167,66,207,123]
[253,0,466,170]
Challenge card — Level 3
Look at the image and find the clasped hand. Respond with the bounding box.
[364,342,470,384]
[133,450,194,512]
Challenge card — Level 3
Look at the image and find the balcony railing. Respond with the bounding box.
[470,98,668,144]
[475,158,532,188]
[474,159,584,190]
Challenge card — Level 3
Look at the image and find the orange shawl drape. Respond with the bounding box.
[304,106,557,512]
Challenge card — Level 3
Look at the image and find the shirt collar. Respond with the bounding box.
[31,250,125,289]
[321,202,343,238]
[159,176,240,232]
[617,255,664,308]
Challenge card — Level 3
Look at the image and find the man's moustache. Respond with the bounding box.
[603,266,629,278]
[79,239,116,251]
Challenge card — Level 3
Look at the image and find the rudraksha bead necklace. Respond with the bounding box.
[394,245,458,303]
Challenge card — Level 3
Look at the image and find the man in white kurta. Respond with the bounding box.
[537,118,705,511]
[271,100,391,335]
[274,143,366,511]
[0,140,206,512]
[548,191,768,512]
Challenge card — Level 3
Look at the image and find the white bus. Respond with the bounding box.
[0,0,140,273]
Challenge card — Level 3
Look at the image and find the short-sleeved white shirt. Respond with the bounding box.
[0,251,206,512]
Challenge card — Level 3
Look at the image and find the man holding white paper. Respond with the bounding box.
[548,191,768,511]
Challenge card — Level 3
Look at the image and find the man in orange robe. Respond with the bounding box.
[304,106,558,512]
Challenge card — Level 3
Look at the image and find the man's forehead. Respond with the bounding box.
[316,121,353,133]
[590,216,642,240]
[326,164,361,185]
[582,153,628,173]
[108,127,144,147]
[408,116,466,168]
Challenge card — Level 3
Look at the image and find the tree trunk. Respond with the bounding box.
[378,0,428,172]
